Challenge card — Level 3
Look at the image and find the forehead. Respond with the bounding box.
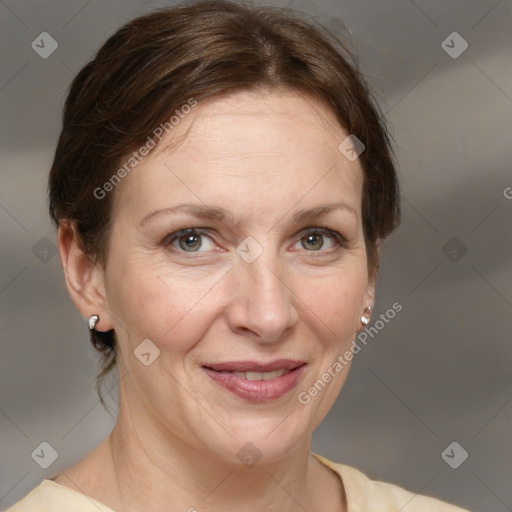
[112,90,364,221]
[167,90,345,161]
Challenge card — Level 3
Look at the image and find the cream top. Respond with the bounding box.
[6,452,470,511]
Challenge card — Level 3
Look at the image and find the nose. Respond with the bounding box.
[225,254,299,343]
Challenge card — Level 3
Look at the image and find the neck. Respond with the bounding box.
[107,406,331,512]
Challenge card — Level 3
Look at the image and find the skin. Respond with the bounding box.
[54,90,376,512]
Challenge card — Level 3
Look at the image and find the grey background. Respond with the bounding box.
[1,0,511,510]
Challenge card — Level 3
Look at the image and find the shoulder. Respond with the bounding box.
[312,453,471,512]
[5,479,115,512]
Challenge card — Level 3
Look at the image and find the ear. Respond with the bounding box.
[57,220,114,332]
[366,238,381,308]
[357,239,382,330]
[356,279,376,333]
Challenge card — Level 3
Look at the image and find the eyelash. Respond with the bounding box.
[162,227,347,256]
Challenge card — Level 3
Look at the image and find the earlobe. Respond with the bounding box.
[357,276,376,332]
[57,221,114,332]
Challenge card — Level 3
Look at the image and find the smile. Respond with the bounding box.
[202,361,306,402]
[227,369,290,380]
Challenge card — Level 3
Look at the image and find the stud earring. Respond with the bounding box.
[360,306,371,326]
[88,314,99,330]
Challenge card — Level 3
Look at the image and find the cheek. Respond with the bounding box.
[294,266,368,342]
[108,259,223,356]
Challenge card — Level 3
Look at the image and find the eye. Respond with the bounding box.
[165,229,217,253]
[292,227,345,252]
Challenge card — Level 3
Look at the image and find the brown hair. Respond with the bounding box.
[48,0,400,399]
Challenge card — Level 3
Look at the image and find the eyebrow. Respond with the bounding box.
[139,201,357,227]
[290,202,358,223]
[140,203,234,226]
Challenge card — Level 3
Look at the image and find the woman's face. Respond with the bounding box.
[99,90,374,464]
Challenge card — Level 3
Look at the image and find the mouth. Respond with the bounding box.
[202,359,305,377]
[205,367,294,381]
[202,359,307,402]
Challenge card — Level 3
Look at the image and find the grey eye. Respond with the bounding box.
[179,233,203,251]
[301,233,325,250]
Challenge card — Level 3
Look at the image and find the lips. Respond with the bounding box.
[202,359,307,402]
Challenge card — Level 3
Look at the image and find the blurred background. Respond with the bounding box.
[0,1,511,510]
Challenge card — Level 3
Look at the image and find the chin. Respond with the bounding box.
[194,415,311,468]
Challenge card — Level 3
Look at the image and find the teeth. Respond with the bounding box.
[231,369,289,380]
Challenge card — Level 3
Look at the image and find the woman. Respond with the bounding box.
[8,1,470,510]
